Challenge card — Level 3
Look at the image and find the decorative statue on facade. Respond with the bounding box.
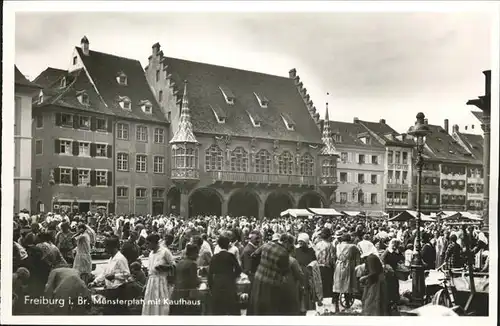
[249,138,257,167]
[223,135,232,167]
[273,140,280,171]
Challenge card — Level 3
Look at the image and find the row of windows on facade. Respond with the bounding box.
[43,168,113,186]
[117,186,165,199]
[338,172,381,185]
[414,194,483,206]
[46,113,166,143]
[339,152,381,165]
[422,163,483,178]
[116,154,165,173]
[387,170,410,184]
[174,145,336,177]
[39,139,113,157]
[385,192,410,206]
[387,151,410,165]
[335,192,379,205]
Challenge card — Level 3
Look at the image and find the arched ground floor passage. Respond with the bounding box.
[227,189,260,218]
[264,191,295,219]
[297,191,325,209]
[168,186,330,219]
[189,187,222,217]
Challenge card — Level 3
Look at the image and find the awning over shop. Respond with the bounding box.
[388,210,435,222]
[306,208,343,216]
[365,211,389,218]
[342,211,363,217]
[280,209,314,218]
[440,211,483,221]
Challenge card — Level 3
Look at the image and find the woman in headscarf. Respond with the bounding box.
[380,238,404,306]
[295,232,320,314]
[142,233,176,315]
[332,233,361,313]
[358,253,389,316]
[73,223,93,285]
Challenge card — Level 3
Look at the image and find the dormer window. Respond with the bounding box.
[76,91,89,105]
[281,113,296,131]
[334,134,342,143]
[359,136,369,144]
[116,72,128,85]
[118,96,132,110]
[60,77,67,88]
[254,92,269,108]
[247,111,262,127]
[210,105,227,124]
[219,85,235,105]
[140,100,153,114]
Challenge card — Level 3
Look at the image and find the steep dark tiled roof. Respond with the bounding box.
[358,119,413,146]
[471,111,484,124]
[161,57,322,144]
[325,120,384,148]
[15,66,41,88]
[455,132,484,161]
[36,69,115,116]
[76,47,167,124]
[32,67,67,88]
[423,125,480,164]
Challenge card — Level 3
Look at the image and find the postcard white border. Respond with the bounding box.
[2,1,499,325]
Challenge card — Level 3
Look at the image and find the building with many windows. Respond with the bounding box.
[145,43,338,219]
[31,37,169,215]
[321,117,386,216]
[355,119,415,217]
[14,66,41,213]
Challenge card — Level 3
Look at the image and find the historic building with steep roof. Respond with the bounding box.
[145,43,339,219]
[320,117,386,216]
[31,37,169,215]
[15,66,41,213]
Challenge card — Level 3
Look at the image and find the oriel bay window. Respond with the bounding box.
[255,149,271,173]
[205,144,224,171]
[321,158,336,178]
[231,147,248,172]
[278,151,294,175]
[172,145,198,170]
[300,153,314,176]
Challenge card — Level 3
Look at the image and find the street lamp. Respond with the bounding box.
[407,112,432,305]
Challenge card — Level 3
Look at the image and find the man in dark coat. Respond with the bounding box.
[121,231,141,266]
[421,233,436,270]
[241,231,261,281]
[248,233,292,315]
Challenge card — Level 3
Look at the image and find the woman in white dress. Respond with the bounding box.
[142,233,176,315]
[72,223,92,284]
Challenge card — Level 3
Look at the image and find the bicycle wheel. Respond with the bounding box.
[431,289,452,307]
[339,293,354,309]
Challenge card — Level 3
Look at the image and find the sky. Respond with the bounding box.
[14,8,494,135]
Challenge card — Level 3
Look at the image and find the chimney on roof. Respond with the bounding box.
[379,119,386,124]
[353,117,359,123]
[152,42,161,56]
[444,119,449,133]
[81,36,89,56]
[289,68,297,78]
[452,124,459,133]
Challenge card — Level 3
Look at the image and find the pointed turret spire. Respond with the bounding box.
[170,80,198,144]
[320,94,338,156]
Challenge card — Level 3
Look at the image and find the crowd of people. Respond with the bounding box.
[11,209,489,316]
